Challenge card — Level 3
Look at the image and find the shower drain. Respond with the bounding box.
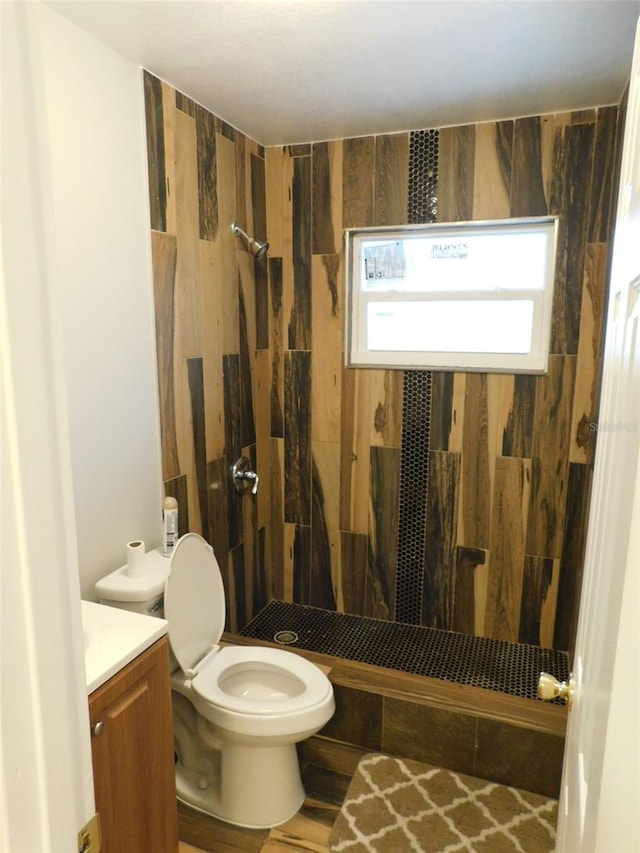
[274,630,299,645]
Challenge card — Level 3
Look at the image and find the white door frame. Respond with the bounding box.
[555,16,640,853]
[1,2,94,850]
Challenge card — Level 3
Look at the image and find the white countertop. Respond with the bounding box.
[81,600,168,694]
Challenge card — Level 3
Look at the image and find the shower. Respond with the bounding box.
[231,221,269,260]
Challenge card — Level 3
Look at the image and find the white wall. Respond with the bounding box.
[37,4,164,599]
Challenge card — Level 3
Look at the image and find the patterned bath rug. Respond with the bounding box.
[328,753,558,852]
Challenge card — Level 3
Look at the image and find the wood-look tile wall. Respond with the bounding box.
[144,71,269,632]
[144,69,622,654]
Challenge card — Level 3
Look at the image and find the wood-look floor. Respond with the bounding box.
[176,761,352,852]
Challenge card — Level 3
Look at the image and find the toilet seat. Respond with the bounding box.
[191,645,332,715]
[165,534,330,716]
[164,533,226,673]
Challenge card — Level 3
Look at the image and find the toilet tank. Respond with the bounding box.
[95,545,169,618]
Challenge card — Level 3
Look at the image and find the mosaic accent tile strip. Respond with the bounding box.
[408,129,439,224]
[395,371,432,625]
[240,600,570,702]
[394,128,439,625]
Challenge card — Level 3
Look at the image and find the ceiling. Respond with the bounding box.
[48,0,640,146]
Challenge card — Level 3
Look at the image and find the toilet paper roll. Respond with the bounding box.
[126,540,146,578]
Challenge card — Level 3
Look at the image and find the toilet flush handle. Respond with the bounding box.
[232,457,260,495]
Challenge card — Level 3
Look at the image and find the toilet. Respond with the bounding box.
[96,533,335,828]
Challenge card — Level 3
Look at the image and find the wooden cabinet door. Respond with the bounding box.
[89,638,178,853]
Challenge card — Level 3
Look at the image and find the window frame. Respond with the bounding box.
[344,216,558,374]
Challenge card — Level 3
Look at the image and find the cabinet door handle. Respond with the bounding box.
[91,721,105,737]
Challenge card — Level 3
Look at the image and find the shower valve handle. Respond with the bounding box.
[232,457,259,495]
[247,472,260,495]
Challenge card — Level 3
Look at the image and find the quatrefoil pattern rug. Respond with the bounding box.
[328,753,558,852]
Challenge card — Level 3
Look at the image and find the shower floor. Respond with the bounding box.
[240,600,570,702]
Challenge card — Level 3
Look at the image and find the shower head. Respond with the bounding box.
[231,221,269,260]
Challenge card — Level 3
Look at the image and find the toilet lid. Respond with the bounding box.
[164,533,226,673]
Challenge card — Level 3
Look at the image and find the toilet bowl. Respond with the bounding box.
[98,532,335,829]
[171,643,335,827]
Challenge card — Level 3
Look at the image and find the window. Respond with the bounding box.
[345,216,558,373]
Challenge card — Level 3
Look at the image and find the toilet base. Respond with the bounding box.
[175,741,305,829]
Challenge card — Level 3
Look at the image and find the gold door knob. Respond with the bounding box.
[538,672,574,707]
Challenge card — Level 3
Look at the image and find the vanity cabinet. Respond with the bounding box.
[89,637,178,853]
